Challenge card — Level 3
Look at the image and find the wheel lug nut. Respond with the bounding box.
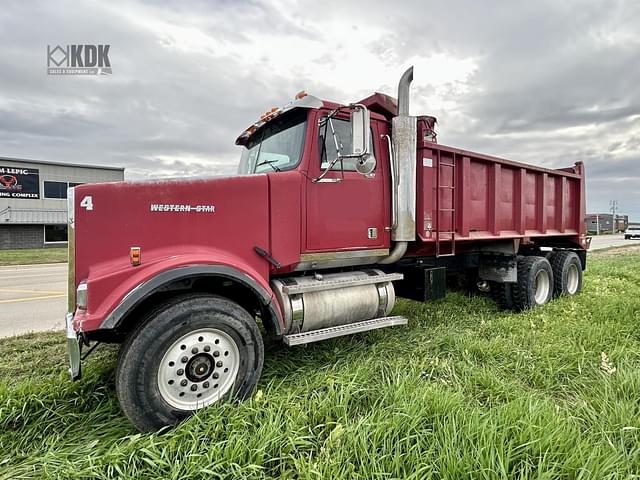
[181,356,188,363]
[192,347,199,354]
[203,381,210,388]
[191,385,198,391]
[216,361,223,367]
[204,345,211,352]
[177,368,184,375]
[180,379,187,387]
[213,351,220,357]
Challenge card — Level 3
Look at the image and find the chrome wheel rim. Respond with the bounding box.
[566,264,579,294]
[157,328,240,410]
[533,270,550,304]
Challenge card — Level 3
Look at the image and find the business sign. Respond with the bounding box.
[0,166,40,199]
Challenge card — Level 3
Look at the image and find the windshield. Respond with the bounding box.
[238,110,307,174]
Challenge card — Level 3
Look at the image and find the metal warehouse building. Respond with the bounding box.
[0,157,124,249]
[585,213,629,235]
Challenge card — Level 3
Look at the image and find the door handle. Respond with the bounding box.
[314,178,342,183]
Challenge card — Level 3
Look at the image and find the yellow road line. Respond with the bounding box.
[0,294,65,304]
[0,288,65,295]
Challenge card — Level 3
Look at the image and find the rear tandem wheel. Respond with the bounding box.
[511,256,554,311]
[549,251,583,297]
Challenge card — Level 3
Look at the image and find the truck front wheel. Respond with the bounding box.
[512,256,554,311]
[115,294,264,432]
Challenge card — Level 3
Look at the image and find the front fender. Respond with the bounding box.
[73,250,284,335]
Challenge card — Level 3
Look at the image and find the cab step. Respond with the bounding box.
[283,316,408,346]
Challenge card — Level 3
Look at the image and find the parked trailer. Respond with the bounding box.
[65,67,587,431]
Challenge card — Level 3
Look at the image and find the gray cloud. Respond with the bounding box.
[354,0,640,217]
[0,0,639,218]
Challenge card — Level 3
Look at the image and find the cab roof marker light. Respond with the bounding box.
[235,93,323,146]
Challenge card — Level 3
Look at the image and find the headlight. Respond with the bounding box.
[76,282,88,310]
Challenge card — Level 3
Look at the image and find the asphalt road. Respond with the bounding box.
[0,263,67,338]
[0,235,636,338]
[588,234,634,250]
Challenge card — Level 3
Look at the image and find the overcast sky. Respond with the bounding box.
[1,0,639,218]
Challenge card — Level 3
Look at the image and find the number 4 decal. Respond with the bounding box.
[80,195,94,211]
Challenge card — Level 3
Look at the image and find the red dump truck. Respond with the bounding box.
[66,67,587,431]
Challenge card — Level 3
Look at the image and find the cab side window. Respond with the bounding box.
[319,118,375,171]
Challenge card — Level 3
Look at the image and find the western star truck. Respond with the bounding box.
[66,68,588,431]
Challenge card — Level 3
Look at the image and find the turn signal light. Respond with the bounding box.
[130,246,141,266]
[295,90,307,99]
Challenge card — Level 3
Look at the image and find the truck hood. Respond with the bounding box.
[71,174,271,318]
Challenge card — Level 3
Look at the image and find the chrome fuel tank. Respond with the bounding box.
[271,269,400,334]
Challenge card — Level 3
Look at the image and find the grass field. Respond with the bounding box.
[1,251,639,479]
[0,247,67,266]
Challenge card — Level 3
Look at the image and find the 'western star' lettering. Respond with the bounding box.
[150,204,215,213]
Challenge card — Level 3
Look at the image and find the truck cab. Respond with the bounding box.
[236,94,396,270]
[66,68,587,432]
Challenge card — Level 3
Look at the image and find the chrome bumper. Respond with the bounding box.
[65,312,82,380]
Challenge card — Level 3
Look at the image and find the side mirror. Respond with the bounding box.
[355,155,376,175]
[350,106,370,156]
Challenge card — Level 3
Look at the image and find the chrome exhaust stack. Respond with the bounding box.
[380,66,417,264]
[393,66,417,242]
[397,66,413,117]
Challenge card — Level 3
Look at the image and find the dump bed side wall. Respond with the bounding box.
[416,134,585,248]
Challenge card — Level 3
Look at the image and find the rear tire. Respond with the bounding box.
[549,251,583,297]
[116,294,264,432]
[512,256,554,311]
[489,282,515,310]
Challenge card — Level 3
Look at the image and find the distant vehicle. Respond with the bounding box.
[625,226,640,240]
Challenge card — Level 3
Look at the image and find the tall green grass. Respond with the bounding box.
[1,252,640,479]
[0,247,67,266]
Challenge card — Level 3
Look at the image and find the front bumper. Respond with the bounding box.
[65,312,82,380]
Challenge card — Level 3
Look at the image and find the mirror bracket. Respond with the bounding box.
[312,103,374,182]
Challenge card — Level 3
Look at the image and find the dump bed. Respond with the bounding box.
[415,118,586,254]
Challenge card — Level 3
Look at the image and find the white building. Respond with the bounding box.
[0,157,124,249]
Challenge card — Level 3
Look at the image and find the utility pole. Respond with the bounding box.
[609,200,618,234]
[596,214,599,235]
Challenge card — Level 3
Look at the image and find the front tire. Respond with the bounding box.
[116,294,264,432]
[512,256,554,311]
